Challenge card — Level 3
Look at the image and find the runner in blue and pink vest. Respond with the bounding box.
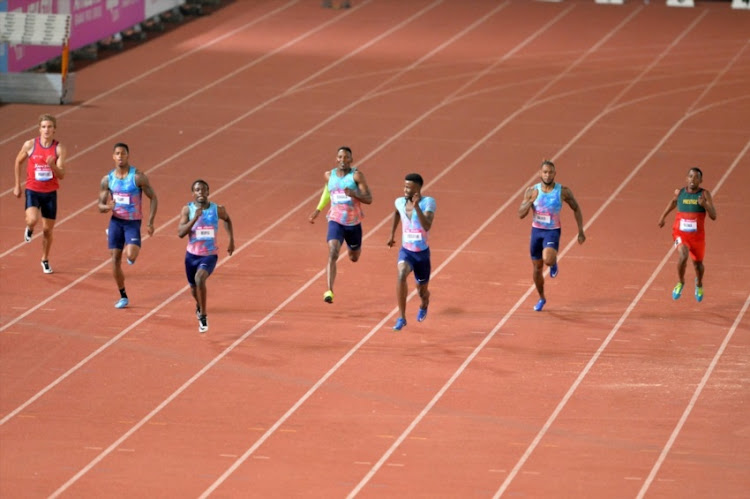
[308,146,373,304]
[98,143,158,309]
[387,173,436,331]
[178,179,235,334]
[518,159,586,312]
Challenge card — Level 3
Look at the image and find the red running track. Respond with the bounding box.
[1,1,749,497]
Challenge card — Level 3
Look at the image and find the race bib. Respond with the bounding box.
[331,190,351,203]
[113,193,130,205]
[34,166,53,181]
[679,219,697,232]
[533,213,551,224]
[195,226,215,239]
[403,229,423,243]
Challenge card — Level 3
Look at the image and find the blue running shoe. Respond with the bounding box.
[672,282,684,300]
[550,263,558,278]
[115,297,129,309]
[127,258,134,265]
[533,298,546,312]
[695,279,703,303]
[393,317,407,331]
[417,307,428,322]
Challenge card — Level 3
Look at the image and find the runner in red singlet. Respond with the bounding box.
[13,114,67,274]
[658,167,717,302]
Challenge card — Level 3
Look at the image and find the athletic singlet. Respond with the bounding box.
[674,188,706,234]
[531,183,562,230]
[25,137,59,193]
[108,166,142,221]
[326,167,363,226]
[395,196,436,252]
[186,202,219,256]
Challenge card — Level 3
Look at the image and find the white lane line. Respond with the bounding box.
[636,294,750,498]
[39,2,536,497]
[492,142,749,498]
[0,0,434,331]
[349,10,739,498]
[3,0,465,430]
[0,0,302,178]
[0,0,367,253]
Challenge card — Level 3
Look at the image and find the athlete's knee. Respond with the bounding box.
[195,271,209,286]
[348,248,361,262]
[327,242,341,258]
[25,212,39,226]
[126,247,139,262]
[396,265,410,281]
[542,249,557,266]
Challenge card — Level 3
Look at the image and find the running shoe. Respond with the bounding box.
[695,279,703,303]
[127,258,134,265]
[198,315,208,333]
[323,290,334,303]
[40,260,53,274]
[672,282,684,300]
[393,317,407,331]
[417,307,428,322]
[550,263,558,278]
[533,298,546,312]
[114,297,129,309]
[24,227,33,242]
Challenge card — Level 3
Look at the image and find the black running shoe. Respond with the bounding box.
[41,260,53,274]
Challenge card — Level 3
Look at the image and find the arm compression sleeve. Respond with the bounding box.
[316,185,330,211]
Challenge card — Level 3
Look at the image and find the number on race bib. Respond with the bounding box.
[331,191,351,204]
[533,213,551,224]
[404,229,423,242]
[113,194,130,205]
[34,167,53,181]
[196,227,215,239]
[679,219,697,232]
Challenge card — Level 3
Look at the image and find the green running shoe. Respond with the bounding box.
[672,282,684,300]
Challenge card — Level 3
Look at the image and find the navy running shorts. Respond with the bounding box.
[327,220,362,250]
[398,247,431,284]
[185,252,218,286]
[108,217,142,250]
[530,227,561,260]
[25,189,57,220]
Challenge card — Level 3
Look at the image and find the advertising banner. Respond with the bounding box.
[1,0,184,72]
[145,0,182,18]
